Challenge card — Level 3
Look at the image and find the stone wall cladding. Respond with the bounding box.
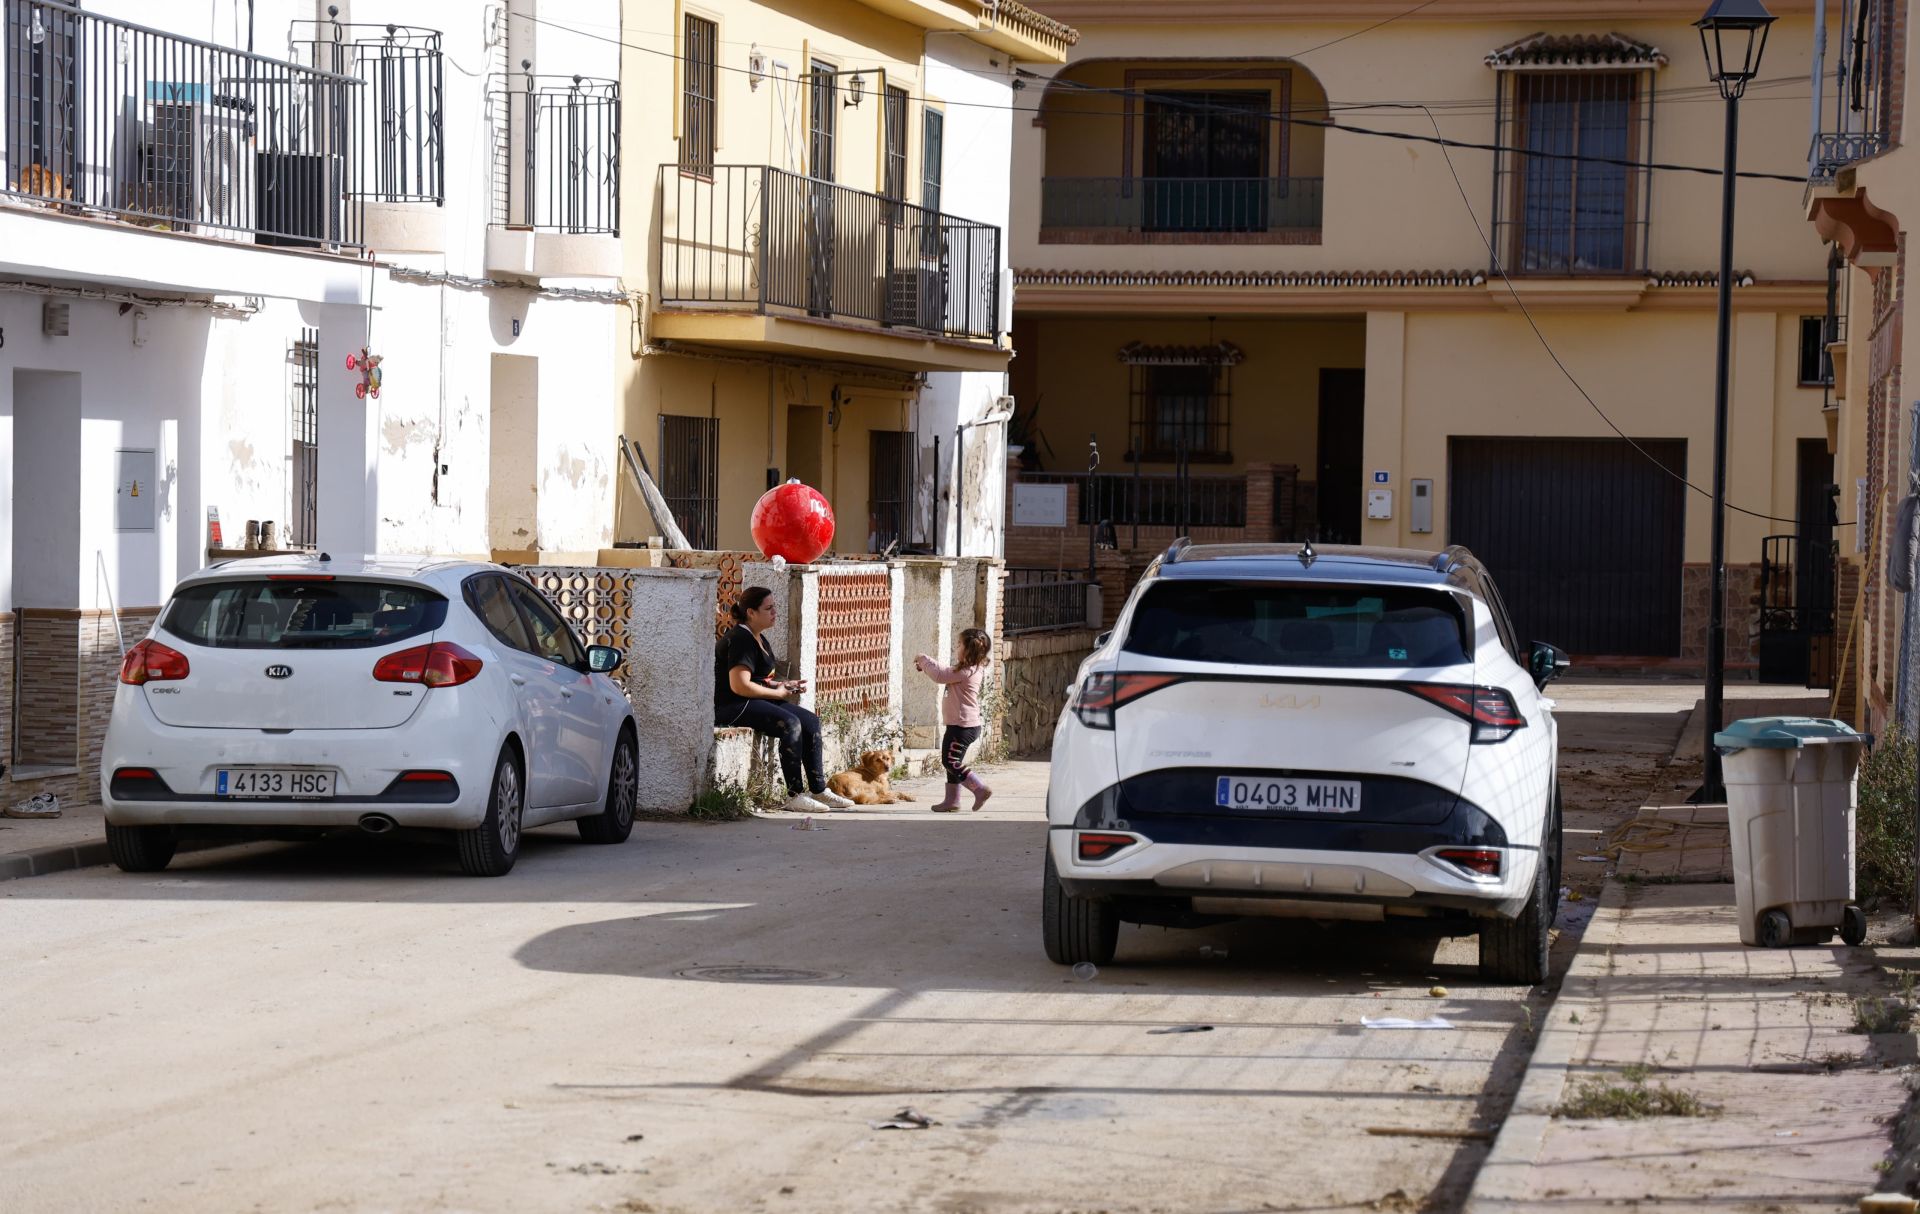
[1679,563,1761,666]
[15,611,80,768]
[77,609,157,797]
[0,613,11,783]
[815,566,892,712]
[519,566,719,813]
[1000,628,1097,758]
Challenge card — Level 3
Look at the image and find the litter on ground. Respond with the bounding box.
[1362,1016,1455,1030]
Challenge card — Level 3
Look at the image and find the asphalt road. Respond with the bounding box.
[0,686,1692,1214]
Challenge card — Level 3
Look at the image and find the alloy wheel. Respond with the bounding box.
[613,740,637,827]
[496,761,522,852]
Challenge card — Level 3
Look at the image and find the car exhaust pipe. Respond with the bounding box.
[358,813,398,835]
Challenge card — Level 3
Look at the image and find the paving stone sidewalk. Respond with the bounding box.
[1466,878,1917,1213]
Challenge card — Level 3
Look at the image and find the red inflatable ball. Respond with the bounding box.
[750,480,835,564]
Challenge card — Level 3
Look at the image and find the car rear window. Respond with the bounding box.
[163,579,447,649]
[1124,580,1470,668]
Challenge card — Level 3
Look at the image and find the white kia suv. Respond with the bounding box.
[1043,542,1565,984]
[102,556,640,877]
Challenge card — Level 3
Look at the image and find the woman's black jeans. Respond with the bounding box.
[723,701,826,796]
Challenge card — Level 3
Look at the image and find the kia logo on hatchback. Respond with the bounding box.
[264,665,293,680]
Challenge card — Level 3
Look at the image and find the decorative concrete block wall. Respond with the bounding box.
[1000,628,1098,758]
[519,565,719,813]
[815,564,892,712]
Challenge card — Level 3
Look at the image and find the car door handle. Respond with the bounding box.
[510,674,527,686]
[560,688,574,699]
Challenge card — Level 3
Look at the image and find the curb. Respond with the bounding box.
[1462,880,1628,1213]
[0,838,113,882]
[0,836,230,884]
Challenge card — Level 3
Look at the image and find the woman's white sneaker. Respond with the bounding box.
[815,789,856,810]
[782,793,830,813]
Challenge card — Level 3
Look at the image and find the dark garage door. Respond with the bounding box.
[1449,437,1687,657]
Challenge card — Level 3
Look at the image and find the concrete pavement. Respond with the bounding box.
[0,758,1548,1214]
[1467,880,1914,1213]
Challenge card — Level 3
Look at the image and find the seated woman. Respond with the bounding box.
[714,586,853,812]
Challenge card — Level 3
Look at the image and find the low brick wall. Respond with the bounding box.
[996,628,1098,759]
[3,607,157,809]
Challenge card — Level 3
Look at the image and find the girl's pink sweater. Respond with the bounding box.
[916,655,986,726]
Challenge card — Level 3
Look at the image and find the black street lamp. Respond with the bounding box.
[1696,0,1775,801]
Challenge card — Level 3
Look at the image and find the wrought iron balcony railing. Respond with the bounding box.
[292,19,444,205]
[2,0,363,248]
[1809,131,1890,186]
[658,164,1003,344]
[1040,177,1323,235]
[491,75,619,235]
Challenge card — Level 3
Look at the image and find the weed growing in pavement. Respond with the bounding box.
[1851,995,1916,1036]
[1555,1066,1713,1120]
[688,782,758,821]
[1857,727,1917,909]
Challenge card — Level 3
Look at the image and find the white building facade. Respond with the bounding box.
[0,0,623,805]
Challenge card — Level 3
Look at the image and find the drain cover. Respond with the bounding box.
[675,965,842,984]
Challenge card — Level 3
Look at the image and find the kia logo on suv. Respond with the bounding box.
[264,665,293,680]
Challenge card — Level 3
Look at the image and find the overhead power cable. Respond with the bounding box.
[524,13,1810,184]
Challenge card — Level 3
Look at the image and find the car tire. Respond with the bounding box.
[1042,850,1119,966]
[1547,783,1564,921]
[578,727,637,845]
[107,823,177,873]
[1479,854,1550,985]
[458,746,524,878]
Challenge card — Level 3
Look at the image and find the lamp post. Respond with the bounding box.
[1696,0,1775,801]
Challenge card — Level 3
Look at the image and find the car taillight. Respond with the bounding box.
[1076,831,1143,862]
[119,638,190,685]
[372,642,484,688]
[1406,683,1527,743]
[1435,848,1503,879]
[398,770,454,782]
[1070,672,1183,729]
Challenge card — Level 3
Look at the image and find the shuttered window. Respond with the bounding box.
[681,14,717,175]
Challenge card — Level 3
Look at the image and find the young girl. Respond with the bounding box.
[914,628,993,812]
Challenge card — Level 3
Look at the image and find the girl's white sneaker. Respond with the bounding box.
[815,789,856,810]
[783,793,830,813]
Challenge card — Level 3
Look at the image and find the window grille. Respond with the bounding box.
[1491,70,1653,275]
[681,14,717,175]
[659,415,718,550]
[290,329,320,548]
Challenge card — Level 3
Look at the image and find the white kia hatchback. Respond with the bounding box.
[102,555,639,877]
[1044,542,1566,983]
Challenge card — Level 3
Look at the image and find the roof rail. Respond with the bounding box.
[1430,545,1474,575]
[1163,536,1193,565]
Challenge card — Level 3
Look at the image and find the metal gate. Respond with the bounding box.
[1449,437,1687,656]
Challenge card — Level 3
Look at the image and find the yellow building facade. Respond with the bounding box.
[616,0,1073,554]
[1009,0,1834,669]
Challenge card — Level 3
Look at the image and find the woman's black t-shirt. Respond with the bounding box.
[715,624,776,720]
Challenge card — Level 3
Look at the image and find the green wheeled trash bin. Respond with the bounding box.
[1714,716,1869,949]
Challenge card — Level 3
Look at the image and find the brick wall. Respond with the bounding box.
[1,607,157,808]
[77,609,157,793]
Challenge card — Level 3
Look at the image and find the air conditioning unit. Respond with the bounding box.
[886,266,946,331]
[142,97,254,241]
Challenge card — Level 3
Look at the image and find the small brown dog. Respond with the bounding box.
[827,749,915,805]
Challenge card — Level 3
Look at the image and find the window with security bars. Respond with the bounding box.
[1799,316,1832,386]
[1492,72,1651,276]
[922,109,944,213]
[681,14,716,175]
[659,415,718,550]
[867,430,910,554]
[1130,364,1232,462]
[289,329,320,548]
[809,60,836,182]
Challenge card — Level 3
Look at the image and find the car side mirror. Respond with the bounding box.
[586,645,624,675]
[1529,641,1569,689]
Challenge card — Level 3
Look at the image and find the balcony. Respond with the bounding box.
[292,18,445,254]
[1040,176,1321,244]
[486,75,620,279]
[654,164,1005,372]
[2,1,363,250]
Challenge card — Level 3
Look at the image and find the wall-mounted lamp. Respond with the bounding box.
[748,43,767,91]
[843,71,866,108]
